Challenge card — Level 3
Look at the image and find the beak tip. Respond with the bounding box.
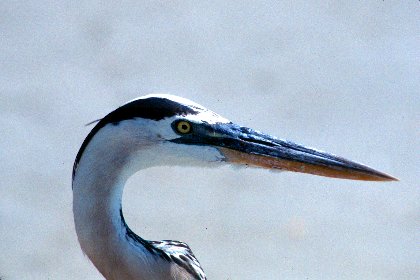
[366,171,399,182]
[382,175,399,182]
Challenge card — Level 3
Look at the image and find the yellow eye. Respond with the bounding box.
[176,121,192,134]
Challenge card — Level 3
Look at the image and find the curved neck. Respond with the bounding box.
[72,127,166,280]
[73,150,132,279]
[73,154,126,251]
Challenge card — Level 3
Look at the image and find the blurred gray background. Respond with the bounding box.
[0,1,418,279]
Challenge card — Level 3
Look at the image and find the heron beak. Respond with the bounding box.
[213,124,397,181]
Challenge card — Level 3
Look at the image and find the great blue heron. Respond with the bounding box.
[72,94,396,280]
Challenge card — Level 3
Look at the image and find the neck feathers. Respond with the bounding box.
[72,124,165,279]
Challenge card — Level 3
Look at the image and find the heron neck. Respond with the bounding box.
[72,133,156,279]
[72,151,128,277]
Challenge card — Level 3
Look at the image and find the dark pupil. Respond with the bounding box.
[181,124,188,130]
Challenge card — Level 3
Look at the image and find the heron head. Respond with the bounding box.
[74,94,397,182]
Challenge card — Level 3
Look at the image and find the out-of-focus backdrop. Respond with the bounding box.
[1,1,418,279]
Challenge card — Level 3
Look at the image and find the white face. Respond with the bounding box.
[115,116,227,170]
[98,95,232,176]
